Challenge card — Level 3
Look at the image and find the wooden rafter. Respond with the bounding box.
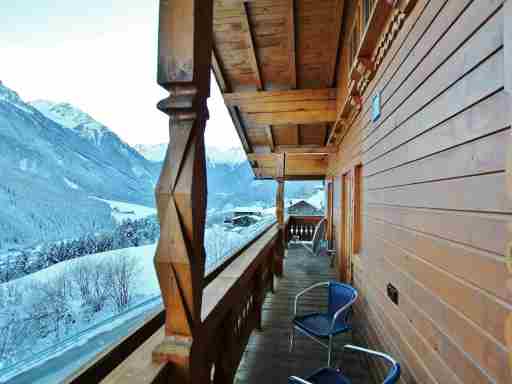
[328,0,346,86]
[288,0,297,89]
[211,47,229,93]
[265,125,275,151]
[241,2,263,90]
[211,45,253,154]
[229,106,253,153]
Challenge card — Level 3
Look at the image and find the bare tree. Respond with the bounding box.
[105,255,140,312]
[71,260,109,313]
[32,273,75,340]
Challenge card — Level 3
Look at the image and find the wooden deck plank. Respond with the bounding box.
[234,244,375,384]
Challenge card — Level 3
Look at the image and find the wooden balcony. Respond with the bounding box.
[234,243,373,383]
[94,218,374,383]
[286,215,323,242]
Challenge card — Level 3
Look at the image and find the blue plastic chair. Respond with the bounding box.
[288,344,401,384]
[290,281,358,366]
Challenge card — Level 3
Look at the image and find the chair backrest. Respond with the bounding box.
[311,218,326,255]
[344,344,401,384]
[383,363,401,384]
[327,282,357,321]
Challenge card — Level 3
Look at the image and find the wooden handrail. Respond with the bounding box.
[100,222,281,383]
[204,219,277,286]
[64,308,165,383]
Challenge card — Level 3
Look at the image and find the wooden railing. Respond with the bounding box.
[99,222,283,384]
[285,215,323,243]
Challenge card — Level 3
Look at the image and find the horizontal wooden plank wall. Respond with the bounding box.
[328,0,512,383]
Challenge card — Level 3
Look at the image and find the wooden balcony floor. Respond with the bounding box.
[234,244,375,383]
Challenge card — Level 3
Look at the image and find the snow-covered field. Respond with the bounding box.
[0,215,276,382]
[10,243,159,296]
[90,197,157,223]
[0,244,159,378]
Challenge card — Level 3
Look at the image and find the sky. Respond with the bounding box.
[0,0,241,149]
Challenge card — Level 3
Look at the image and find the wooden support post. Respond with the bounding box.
[275,153,285,276]
[325,178,334,244]
[152,1,213,382]
[504,0,512,374]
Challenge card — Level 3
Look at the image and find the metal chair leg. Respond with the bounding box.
[289,326,295,353]
[327,335,333,367]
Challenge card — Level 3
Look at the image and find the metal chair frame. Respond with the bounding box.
[289,344,401,384]
[300,219,336,266]
[290,282,358,367]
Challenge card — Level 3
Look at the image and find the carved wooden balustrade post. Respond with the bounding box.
[152,0,213,382]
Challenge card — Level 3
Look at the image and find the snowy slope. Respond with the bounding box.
[133,143,167,162]
[90,197,157,224]
[0,81,160,249]
[0,244,160,376]
[10,244,159,295]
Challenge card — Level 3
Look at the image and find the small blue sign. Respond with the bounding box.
[372,92,381,122]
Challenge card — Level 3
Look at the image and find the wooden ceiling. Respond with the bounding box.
[212,0,346,179]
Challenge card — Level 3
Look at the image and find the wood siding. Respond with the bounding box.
[328,0,511,383]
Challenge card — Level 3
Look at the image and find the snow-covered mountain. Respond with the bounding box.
[0,81,160,249]
[134,143,167,162]
[30,100,108,146]
[135,143,246,167]
[134,143,319,212]
[135,142,270,210]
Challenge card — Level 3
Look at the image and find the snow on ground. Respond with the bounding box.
[90,197,156,223]
[12,244,159,296]
[0,216,275,381]
[0,244,160,380]
[63,177,80,190]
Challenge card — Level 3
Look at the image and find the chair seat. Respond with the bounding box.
[293,313,351,338]
[288,368,351,384]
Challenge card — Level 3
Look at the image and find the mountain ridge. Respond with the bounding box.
[0,81,159,249]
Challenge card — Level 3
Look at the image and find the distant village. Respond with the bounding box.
[222,188,325,228]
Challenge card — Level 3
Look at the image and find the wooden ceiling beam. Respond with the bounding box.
[255,174,326,181]
[224,88,337,106]
[288,0,297,89]
[240,99,337,113]
[274,145,337,154]
[248,152,330,161]
[245,109,337,125]
[241,2,263,90]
